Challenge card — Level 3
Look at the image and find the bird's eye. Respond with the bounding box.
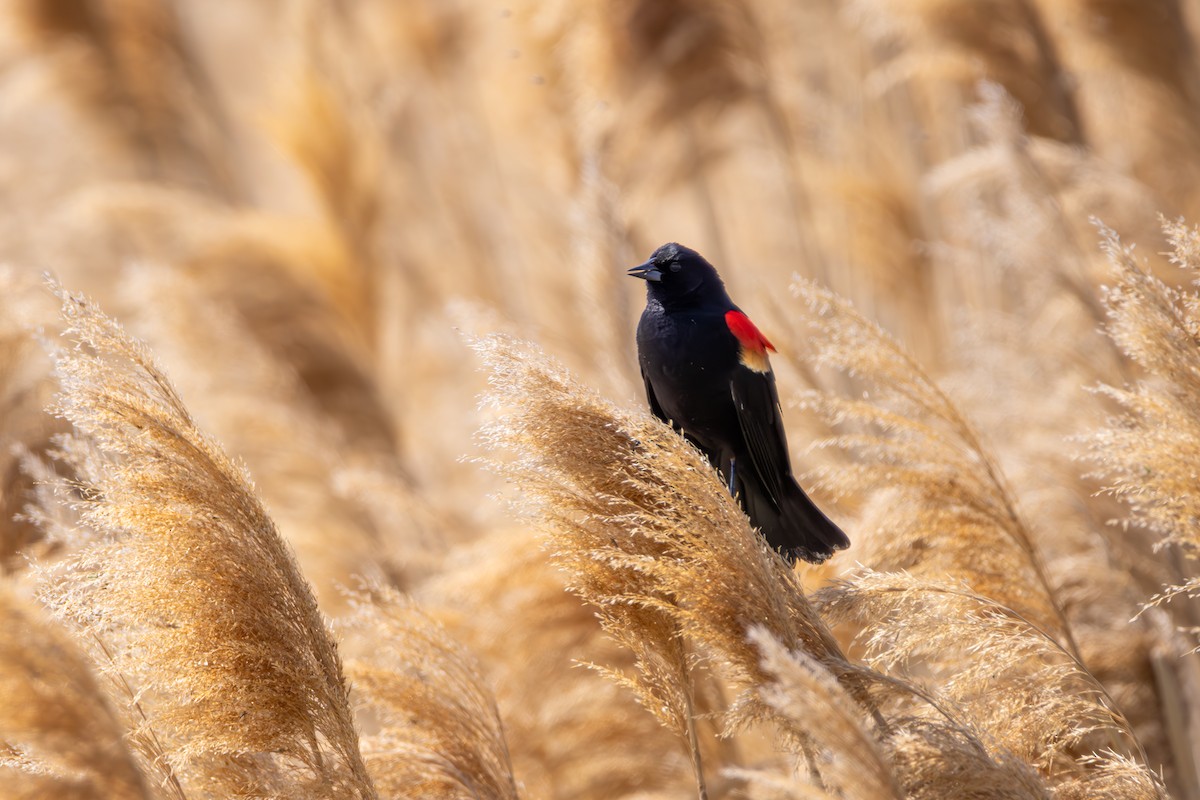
[670,262,682,272]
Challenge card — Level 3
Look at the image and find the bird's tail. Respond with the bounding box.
[738,469,849,565]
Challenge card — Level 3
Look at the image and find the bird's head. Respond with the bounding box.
[627,243,727,305]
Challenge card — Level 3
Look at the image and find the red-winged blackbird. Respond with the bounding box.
[629,243,849,564]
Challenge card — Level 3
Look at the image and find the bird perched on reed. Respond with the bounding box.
[629,243,849,563]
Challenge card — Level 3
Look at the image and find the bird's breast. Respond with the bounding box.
[636,307,743,445]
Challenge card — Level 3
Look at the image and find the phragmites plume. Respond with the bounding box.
[1087,218,1200,618]
[343,584,519,800]
[735,624,1057,800]
[473,333,870,795]
[0,584,149,800]
[268,22,383,336]
[817,570,1163,796]
[791,277,1076,649]
[121,264,407,607]
[0,270,61,574]
[784,279,1168,796]
[421,526,702,799]
[608,0,760,124]
[34,285,376,799]
[732,627,903,800]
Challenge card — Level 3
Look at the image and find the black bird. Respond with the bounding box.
[628,243,849,564]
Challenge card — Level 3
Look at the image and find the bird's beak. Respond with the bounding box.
[627,261,663,282]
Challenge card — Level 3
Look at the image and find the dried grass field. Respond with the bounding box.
[4,1,1200,798]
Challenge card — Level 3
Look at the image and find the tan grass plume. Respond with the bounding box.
[818,570,1159,791]
[421,526,700,800]
[1087,218,1200,619]
[34,283,376,798]
[791,277,1076,649]
[344,583,519,800]
[0,583,149,800]
[474,332,879,795]
[730,626,904,800]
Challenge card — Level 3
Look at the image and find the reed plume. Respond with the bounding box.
[268,40,382,341]
[1035,0,1200,219]
[792,277,1074,647]
[0,584,149,800]
[731,627,903,800]
[0,272,62,573]
[474,332,895,797]
[35,284,375,798]
[786,277,1172,793]
[851,0,1081,143]
[422,526,699,800]
[179,220,403,465]
[1087,219,1200,618]
[818,571,1159,791]
[121,263,414,604]
[343,583,519,800]
[912,86,1181,785]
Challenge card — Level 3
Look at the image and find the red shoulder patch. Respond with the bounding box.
[725,310,776,354]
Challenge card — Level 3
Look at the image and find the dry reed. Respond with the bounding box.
[731,627,903,800]
[343,583,519,800]
[788,277,1171,794]
[421,526,700,800]
[0,584,149,800]
[474,332,865,793]
[0,272,62,574]
[792,277,1073,644]
[34,285,375,799]
[1087,219,1200,621]
[119,263,413,604]
[1,1,1200,797]
[818,571,1160,790]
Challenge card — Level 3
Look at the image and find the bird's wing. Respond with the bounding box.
[729,367,791,508]
[641,365,669,425]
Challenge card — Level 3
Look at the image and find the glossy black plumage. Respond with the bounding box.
[629,243,849,564]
